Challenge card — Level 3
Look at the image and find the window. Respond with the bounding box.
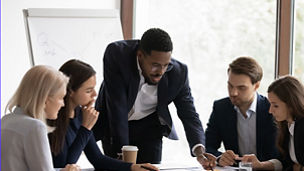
[135,0,276,164]
[294,0,304,81]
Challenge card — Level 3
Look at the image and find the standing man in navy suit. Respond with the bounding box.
[93,28,215,168]
[205,57,281,170]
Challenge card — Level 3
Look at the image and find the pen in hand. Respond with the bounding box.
[201,153,214,171]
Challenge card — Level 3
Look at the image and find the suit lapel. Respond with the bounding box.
[127,56,140,112]
[156,74,179,140]
[230,105,240,154]
[157,74,170,124]
[255,94,262,158]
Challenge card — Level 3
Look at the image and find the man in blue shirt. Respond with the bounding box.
[205,57,280,169]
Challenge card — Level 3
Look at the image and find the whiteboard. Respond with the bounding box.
[23,8,123,90]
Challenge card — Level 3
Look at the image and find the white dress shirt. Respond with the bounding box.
[128,57,158,121]
[1,107,55,171]
[289,121,299,164]
[128,57,205,155]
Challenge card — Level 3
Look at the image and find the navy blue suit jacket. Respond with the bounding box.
[93,40,205,155]
[205,94,279,161]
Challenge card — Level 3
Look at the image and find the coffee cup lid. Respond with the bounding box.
[121,145,138,151]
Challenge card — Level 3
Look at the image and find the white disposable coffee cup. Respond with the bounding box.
[121,145,138,164]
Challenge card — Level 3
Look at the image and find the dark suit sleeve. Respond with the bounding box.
[97,43,130,154]
[173,66,205,155]
[52,126,92,167]
[294,118,304,166]
[205,101,223,157]
[84,134,132,171]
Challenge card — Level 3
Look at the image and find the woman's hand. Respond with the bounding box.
[131,163,159,171]
[81,100,99,130]
[61,164,80,171]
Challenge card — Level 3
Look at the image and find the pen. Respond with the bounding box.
[208,163,214,171]
[201,154,214,171]
[140,165,157,171]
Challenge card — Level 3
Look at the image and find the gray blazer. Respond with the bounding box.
[1,107,54,171]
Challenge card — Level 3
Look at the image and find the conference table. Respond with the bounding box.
[76,155,250,171]
[79,164,249,171]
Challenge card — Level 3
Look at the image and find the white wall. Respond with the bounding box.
[1,0,120,117]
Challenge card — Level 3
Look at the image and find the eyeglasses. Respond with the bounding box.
[141,52,172,72]
[150,63,169,72]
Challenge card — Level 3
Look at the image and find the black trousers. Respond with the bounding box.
[102,112,164,164]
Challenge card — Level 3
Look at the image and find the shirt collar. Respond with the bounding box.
[234,92,257,118]
[288,121,295,136]
[13,106,24,114]
[136,56,145,85]
[136,56,141,72]
[249,92,257,113]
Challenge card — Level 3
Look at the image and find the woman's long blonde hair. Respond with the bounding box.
[5,65,69,122]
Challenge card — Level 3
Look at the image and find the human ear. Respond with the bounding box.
[137,50,144,60]
[45,97,50,105]
[254,81,260,90]
[69,90,75,98]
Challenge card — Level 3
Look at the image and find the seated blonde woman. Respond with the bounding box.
[1,65,79,171]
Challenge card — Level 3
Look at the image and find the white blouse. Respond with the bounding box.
[288,121,299,164]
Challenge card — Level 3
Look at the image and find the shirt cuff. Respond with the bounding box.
[216,155,222,165]
[192,144,205,156]
[268,159,282,171]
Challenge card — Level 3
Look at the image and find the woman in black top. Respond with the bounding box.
[48,59,158,171]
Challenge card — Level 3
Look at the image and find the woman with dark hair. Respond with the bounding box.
[241,75,304,171]
[48,59,158,171]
